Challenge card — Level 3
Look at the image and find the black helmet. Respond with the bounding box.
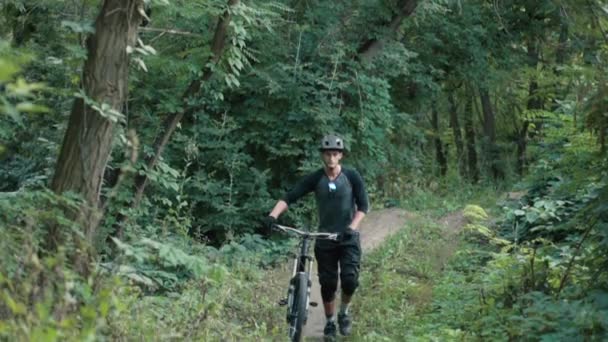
[319,134,345,151]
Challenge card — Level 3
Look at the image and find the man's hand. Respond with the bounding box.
[261,215,277,236]
[340,227,359,241]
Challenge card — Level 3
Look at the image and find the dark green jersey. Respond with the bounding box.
[282,167,369,233]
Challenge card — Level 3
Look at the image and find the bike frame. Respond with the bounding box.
[278,224,338,277]
[273,224,338,341]
[289,233,314,322]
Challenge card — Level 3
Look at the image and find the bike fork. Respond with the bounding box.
[307,258,315,311]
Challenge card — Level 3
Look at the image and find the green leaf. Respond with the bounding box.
[61,20,95,34]
[2,291,26,315]
[6,78,46,97]
[0,58,19,82]
[16,102,49,113]
[526,210,540,223]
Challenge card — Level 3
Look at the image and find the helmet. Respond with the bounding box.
[319,134,345,151]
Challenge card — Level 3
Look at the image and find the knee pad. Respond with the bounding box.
[319,275,338,302]
[341,273,359,296]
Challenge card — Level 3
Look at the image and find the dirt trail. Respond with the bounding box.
[302,208,415,340]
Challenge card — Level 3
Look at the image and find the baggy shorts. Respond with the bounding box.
[314,233,362,302]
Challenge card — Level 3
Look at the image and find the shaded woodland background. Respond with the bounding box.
[0,0,607,340]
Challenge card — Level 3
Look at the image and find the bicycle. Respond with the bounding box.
[272,223,339,342]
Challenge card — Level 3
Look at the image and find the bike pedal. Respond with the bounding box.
[278,298,288,306]
[310,301,318,307]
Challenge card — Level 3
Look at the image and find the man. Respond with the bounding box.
[264,134,369,340]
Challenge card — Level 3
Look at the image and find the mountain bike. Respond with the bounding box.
[272,224,339,342]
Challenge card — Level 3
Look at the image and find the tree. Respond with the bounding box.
[357,0,418,62]
[479,86,503,180]
[130,0,240,210]
[464,94,479,182]
[448,90,465,177]
[50,0,144,251]
[431,102,447,176]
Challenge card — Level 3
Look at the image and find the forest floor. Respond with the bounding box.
[302,207,466,340]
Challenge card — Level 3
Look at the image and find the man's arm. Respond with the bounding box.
[267,169,323,219]
[347,168,369,231]
[269,200,288,218]
[349,210,366,230]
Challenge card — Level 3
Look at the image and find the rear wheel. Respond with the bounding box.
[288,272,309,342]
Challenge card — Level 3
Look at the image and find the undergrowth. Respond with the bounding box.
[354,127,608,341]
[0,190,293,340]
[2,126,606,341]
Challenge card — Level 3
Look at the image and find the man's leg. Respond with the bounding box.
[314,243,340,339]
[338,235,361,335]
[323,300,336,318]
[339,292,352,313]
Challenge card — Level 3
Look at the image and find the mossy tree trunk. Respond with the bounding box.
[448,92,465,177]
[480,87,503,180]
[464,95,479,183]
[50,0,144,253]
[431,103,447,176]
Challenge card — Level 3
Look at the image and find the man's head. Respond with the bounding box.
[319,134,345,169]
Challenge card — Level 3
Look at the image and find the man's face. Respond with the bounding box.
[321,150,343,169]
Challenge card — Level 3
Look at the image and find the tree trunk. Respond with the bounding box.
[600,124,607,155]
[551,17,569,111]
[479,87,503,180]
[448,92,465,177]
[463,96,479,183]
[129,0,239,213]
[516,120,530,176]
[517,38,543,176]
[526,39,543,111]
[50,0,143,250]
[431,103,447,176]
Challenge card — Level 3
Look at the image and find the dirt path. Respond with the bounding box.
[303,208,414,340]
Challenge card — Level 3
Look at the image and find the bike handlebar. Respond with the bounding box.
[272,224,339,241]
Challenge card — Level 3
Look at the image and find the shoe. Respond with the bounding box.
[338,312,352,336]
[323,320,337,341]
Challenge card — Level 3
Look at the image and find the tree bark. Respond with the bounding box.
[479,87,503,180]
[517,38,543,176]
[551,15,569,111]
[130,0,239,212]
[463,96,479,183]
[526,38,543,111]
[431,103,447,176]
[600,124,607,155]
[516,120,530,176]
[50,0,143,249]
[448,92,465,177]
[555,21,569,67]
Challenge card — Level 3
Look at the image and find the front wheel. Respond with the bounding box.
[288,272,309,342]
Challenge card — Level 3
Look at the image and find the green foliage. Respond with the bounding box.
[0,190,123,340]
[1,0,608,339]
[107,259,286,340]
[0,190,291,340]
[353,215,442,341]
[353,110,607,339]
[0,41,47,153]
[106,237,225,292]
[463,204,488,221]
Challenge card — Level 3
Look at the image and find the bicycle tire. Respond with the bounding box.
[288,272,309,342]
